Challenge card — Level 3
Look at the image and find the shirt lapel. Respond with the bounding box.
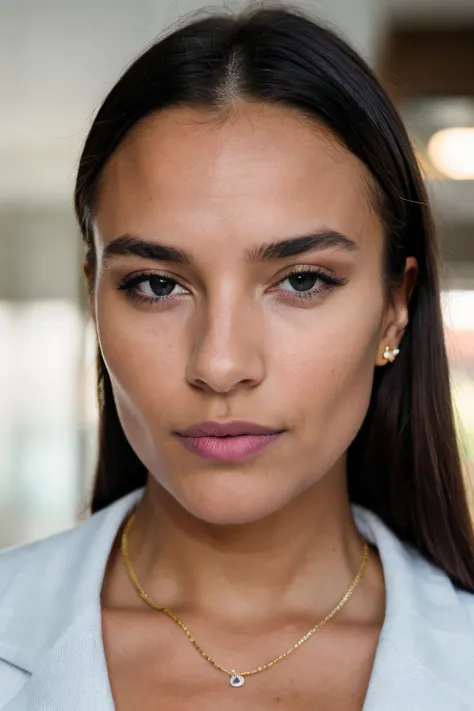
[6,607,115,711]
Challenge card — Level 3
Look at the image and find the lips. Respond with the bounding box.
[175,421,285,462]
[177,420,282,438]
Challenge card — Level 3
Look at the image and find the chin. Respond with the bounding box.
[172,470,292,526]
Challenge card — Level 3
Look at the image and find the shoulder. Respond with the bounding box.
[0,497,123,596]
[0,485,143,557]
[455,586,474,623]
[0,515,101,594]
[352,503,474,620]
[0,488,144,674]
[352,503,474,706]
[0,487,144,594]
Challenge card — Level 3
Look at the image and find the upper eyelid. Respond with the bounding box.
[119,269,190,289]
[122,264,335,282]
[277,264,334,277]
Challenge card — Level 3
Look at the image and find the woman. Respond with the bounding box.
[1,5,474,710]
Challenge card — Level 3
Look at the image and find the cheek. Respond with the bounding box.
[95,292,185,426]
[272,285,383,453]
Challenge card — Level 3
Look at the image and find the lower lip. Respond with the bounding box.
[177,433,283,462]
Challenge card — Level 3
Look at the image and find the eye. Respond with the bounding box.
[117,273,189,305]
[276,268,347,302]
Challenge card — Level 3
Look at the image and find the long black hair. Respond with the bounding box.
[75,4,474,591]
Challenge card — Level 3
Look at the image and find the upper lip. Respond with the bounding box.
[177,420,283,437]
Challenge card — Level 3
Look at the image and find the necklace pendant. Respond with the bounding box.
[229,674,245,688]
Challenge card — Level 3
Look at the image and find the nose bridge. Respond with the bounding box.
[186,284,265,392]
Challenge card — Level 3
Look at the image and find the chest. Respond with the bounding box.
[102,609,380,711]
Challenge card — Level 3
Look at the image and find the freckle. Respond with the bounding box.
[274,696,283,703]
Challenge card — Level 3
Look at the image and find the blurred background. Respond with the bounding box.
[1,0,473,546]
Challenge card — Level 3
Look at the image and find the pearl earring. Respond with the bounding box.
[383,345,400,363]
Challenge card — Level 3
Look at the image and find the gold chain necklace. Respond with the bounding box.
[121,510,369,688]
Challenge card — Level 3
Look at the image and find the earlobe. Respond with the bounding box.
[376,321,402,366]
[375,257,417,368]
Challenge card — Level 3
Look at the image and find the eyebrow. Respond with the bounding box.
[102,230,358,267]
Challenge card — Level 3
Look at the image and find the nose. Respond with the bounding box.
[185,296,266,394]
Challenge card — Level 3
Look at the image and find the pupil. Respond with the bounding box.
[149,276,175,297]
[288,273,317,292]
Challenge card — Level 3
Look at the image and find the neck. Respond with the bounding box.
[119,467,369,621]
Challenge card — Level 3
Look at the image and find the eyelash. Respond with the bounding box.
[116,267,348,306]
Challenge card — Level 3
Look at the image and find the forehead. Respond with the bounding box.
[94,103,382,250]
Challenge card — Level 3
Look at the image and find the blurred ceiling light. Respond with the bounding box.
[428,127,474,180]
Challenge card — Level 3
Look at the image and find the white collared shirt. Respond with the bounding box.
[0,487,473,710]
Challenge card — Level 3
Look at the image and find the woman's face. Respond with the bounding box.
[89,103,413,524]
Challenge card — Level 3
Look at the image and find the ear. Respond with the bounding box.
[82,259,96,326]
[376,256,419,367]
